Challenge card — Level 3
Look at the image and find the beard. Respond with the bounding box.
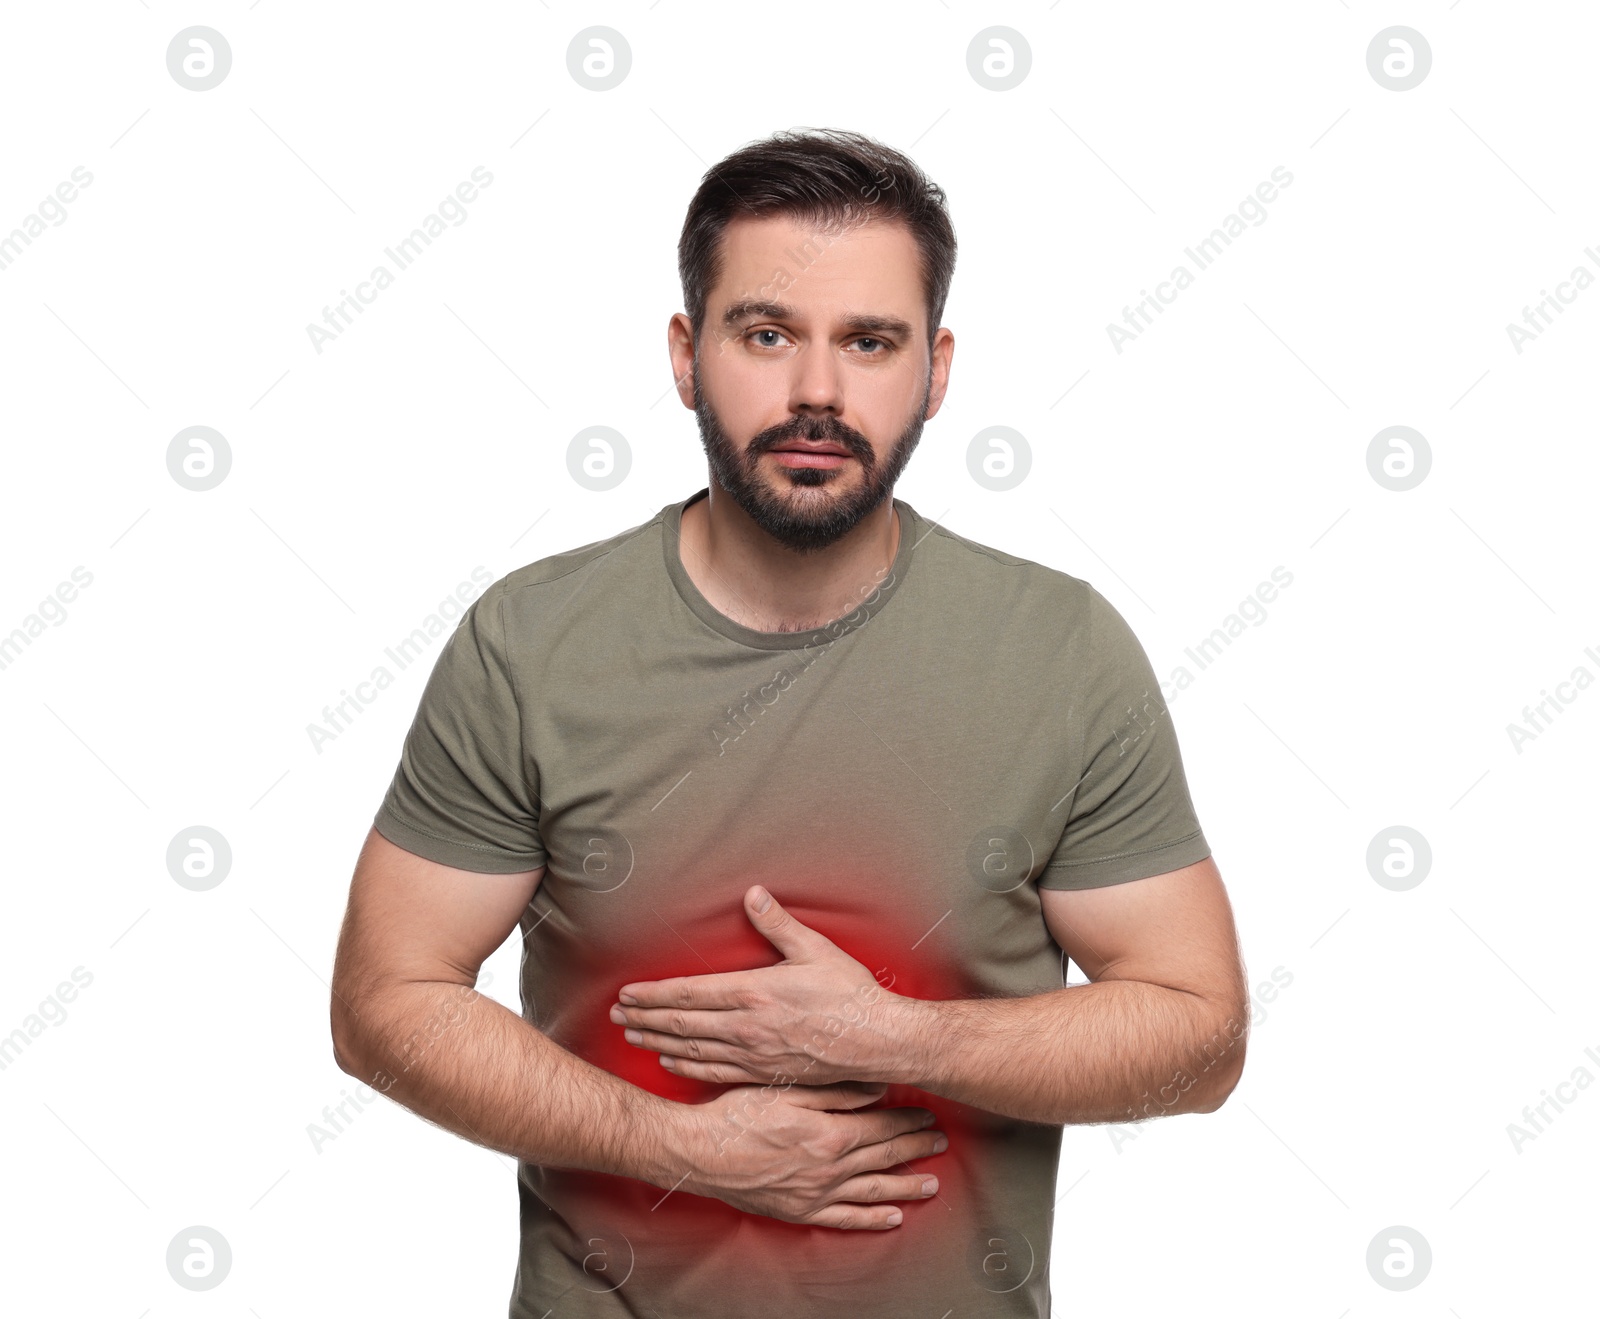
[692,356,929,554]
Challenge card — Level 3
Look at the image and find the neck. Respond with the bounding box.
[677,484,901,633]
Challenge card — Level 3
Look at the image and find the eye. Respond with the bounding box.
[852,337,888,355]
[747,328,787,349]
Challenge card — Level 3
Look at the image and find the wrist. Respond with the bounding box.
[876,991,940,1088]
[618,1089,692,1190]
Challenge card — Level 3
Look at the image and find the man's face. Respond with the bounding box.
[679,214,949,553]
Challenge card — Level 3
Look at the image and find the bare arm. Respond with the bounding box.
[886,857,1250,1125]
[613,857,1249,1128]
[330,827,680,1182]
[330,827,947,1229]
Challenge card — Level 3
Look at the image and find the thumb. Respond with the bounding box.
[745,886,822,959]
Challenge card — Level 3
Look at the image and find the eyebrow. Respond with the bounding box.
[719,299,916,341]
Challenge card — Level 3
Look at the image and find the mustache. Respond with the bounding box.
[749,417,876,464]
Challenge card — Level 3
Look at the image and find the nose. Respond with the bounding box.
[787,339,845,416]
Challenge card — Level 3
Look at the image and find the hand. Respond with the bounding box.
[610,886,912,1087]
[671,1079,946,1230]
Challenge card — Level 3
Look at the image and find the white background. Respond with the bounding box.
[1,2,1594,1315]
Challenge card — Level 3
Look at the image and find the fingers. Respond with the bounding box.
[616,972,748,1011]
[624,1024,739,1063]
[659,1056,766,1085]
[837,1170,942,1207]
[806,1202,904,1230]
[783,1081,890,1111]
[838,1126,947,1180]
[615,1005,737,1039]
[836,1103,939,1152]
[807,1170,942,1230]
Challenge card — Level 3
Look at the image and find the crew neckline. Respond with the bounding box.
[661,487,921,651]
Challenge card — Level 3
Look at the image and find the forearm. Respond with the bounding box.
[882,979,1247,1126]
[334,979,683,1186]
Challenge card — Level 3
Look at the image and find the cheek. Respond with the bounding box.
[709,369,777,432]
[860,397,917,452]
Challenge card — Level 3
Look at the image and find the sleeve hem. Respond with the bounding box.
[373,806,548,875]
[1036,830,1212,890]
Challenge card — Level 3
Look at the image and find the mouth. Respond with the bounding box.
[767,440,854,469]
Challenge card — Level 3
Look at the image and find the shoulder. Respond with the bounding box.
[914,512,1101,619]
[908,511,1153,665]
[490,509,667,603]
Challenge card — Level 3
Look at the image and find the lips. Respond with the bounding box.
[767,441,854,470]
[769,441,853,457]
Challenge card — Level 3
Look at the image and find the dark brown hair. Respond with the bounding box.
[677,128,957,352]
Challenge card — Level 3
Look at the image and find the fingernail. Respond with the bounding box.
[751,887,771,914]
[624,1029,642,1044]
[886,1209,902,1226]
[932,1135,948,1152]
[921,1177,938,1194]
[619,992,638,1005]
[920,1112,935,1127]
[609,1006,626,1024]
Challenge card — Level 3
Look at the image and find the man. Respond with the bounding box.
[330,127,1248,1318]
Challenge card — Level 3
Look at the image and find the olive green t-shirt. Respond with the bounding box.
[372,487,1211,1319]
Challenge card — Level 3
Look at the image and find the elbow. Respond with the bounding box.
[331,1019,358,1078]
[1186,999,1249,1114]
[1193,1048,1245,1113]
[329,985,366,1079]
[1140,989,1249,1119]
[330,978,405,1093]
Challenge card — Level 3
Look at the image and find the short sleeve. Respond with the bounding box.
[372,583,547,873]
[1038,587,1211,889]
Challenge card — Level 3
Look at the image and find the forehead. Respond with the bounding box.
[710,213,924,324]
